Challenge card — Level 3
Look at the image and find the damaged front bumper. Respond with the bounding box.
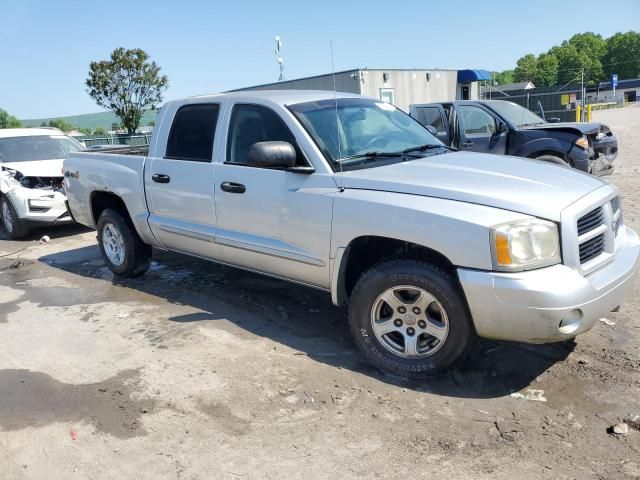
[4,185,73,226]
[457,225,639,343]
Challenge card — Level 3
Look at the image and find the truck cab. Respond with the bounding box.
[409,100,617,175]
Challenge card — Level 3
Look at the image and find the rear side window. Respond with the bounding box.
[226,104,297,165]
[416,107,446,133]
[165,104,220,161]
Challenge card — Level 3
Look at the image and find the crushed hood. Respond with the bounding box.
[0,159,64,178]
[519,121,604,135]
[340,151,607,221]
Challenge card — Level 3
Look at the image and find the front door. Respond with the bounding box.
[455,104,507,154]
[213,103,335,288]
[145,103,221,258]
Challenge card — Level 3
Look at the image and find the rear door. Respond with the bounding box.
[455,104,507,154]
[145,101,222,258]
[413,105,450,145]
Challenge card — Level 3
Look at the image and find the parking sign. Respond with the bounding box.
[611,74,618,87]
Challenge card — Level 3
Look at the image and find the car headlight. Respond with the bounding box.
[575,136,589,149]
[491,219,561,271]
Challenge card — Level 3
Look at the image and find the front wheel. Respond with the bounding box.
[535,154,570,167]
[97,209,151,277]
[1,196,30,239]
[348,259,474,378]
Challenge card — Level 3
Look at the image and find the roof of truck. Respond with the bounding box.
[186,89,363,105]
[0,127,65,138]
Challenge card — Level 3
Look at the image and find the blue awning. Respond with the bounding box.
[457,69,492,83]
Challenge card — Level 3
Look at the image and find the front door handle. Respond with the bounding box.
[152,174,171,183]
[461,141,474,148]
[220,181,246,194]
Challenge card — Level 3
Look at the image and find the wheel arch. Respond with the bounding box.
[90,190,134,227]
[332,235,458,307]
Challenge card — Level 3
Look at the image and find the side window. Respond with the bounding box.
[165,104,220,162]
[458,105,496,135]
[417,107,446,133]
[227,104,297,165]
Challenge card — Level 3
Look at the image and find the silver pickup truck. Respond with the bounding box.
[64,90,640,378]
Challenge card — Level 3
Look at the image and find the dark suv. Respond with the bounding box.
[410,100,617,175]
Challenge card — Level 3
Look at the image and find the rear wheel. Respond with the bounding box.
[348,259,474,378]
[97,209,151,277]
[1,196,30,239]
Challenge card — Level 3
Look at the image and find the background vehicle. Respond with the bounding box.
[410,100,617,175]
[64,91,639,377]
[0,128,84,239]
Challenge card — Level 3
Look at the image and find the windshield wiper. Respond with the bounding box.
[337,150,422,163]
[400,143,457,154]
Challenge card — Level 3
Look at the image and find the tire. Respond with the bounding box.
[535,154,570,167]
[1,195,30,239]
[97,208,151,277]
[348,259,474,378]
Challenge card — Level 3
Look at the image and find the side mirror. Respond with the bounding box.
[425,125,438,136]
[547,117,561,123]
[496,121,508,134]
[247,141,297,169]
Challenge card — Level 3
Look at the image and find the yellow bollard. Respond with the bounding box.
[576,105,581,122]
[586,104,592,122]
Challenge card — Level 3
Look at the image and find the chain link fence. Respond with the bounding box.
[75,133,151,148]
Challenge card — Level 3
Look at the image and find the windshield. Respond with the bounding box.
[288,98,442,166]
[0,135,84,163]
[488,101,546,128]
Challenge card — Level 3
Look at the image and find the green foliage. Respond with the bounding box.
[0,108,21,128]
[514,54,538,82]
[534,54,559,86]
[86,47,168,135]
[93,126,106,135]
[604,31,640,79]
[510,30,639,87]
[47,118,74,132]
[493,70,514,85]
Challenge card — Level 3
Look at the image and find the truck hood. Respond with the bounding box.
[340,151,606,221]
[519,121,604,135]
[0,159,64,178]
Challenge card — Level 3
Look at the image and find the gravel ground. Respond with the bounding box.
[1,105,639,479]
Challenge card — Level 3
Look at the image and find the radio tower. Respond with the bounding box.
[275,36,285,81]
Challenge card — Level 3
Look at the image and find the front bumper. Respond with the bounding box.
[6,188,73,226]
[458,225,639,343]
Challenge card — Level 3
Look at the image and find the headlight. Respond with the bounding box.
[491,219,561,271]
[575,137,589,149]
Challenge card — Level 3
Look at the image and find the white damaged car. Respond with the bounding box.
[0,128,84,239]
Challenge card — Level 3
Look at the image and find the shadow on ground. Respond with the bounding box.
[37,246,573,398]
[0,222,92,242]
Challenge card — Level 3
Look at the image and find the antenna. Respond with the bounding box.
[275,35,285,81]
[330,40,344,192]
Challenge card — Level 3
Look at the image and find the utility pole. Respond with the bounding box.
[580,68,584,122]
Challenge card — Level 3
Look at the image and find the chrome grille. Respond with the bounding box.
[577,207,604,236]
[579,233,606,263]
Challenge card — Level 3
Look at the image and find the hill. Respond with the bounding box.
[20,110,158,130]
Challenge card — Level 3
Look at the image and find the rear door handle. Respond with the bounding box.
[220,181,246,194]
[461,141,474,148]
[152,174,171,183]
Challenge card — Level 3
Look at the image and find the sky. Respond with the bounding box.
[1,0,639,119]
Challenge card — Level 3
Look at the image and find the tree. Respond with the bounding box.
[493,70,514,85]
[604,31,640,79]
[47,118,74,132]
[533,53,559,86]
[0,108,21,128]
[514,54,538,82]
[94,126,106,135]
[86,48,168,135]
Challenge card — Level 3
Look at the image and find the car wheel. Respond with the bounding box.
[535,154,570,167]
[349,259,475,378]
[1,196,30,239]
[97,208,151,277]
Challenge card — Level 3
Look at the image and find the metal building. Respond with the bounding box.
[231,68,491,112]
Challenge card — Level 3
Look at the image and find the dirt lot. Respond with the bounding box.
[1,105,639,480]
